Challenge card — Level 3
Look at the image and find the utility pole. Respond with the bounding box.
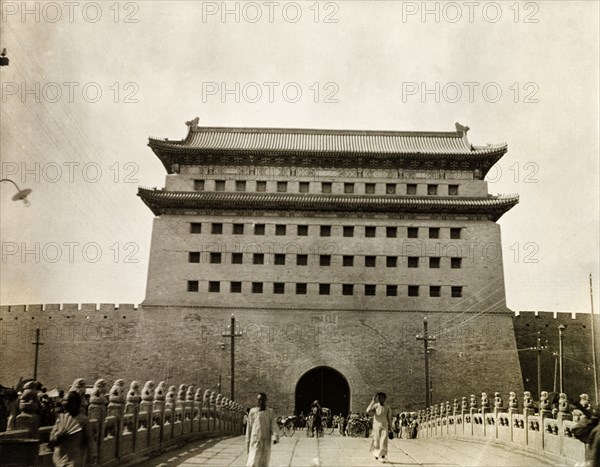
[416,317,436,407]
[558,325,566,393]
[222,314,242,400]
[536,331,543,398]
[590,273,599,405]
[32,328,43,381]
[553,352,558,393]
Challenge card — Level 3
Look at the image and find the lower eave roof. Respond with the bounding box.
[137,189,518,221]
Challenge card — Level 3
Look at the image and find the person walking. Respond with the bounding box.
[366,392,393,462]
[309,400,323,438]
[410,416,419,439]
[245,393,279,467]
[49,391,96,467]
[400,413,410,439]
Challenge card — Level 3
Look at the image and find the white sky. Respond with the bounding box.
[0,0,598,312]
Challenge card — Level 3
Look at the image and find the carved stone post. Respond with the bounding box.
[469,394,478,418]
[88,379,107,457]
[120,381,140,456]
[202,390,211,432]
[15,381,40,437]
[461,396,469,417]
[152,381,166,444]
[164,385,176,440]
[523,391,534,416]
[184,385,195,433]
[107,379,126,419]
[106,378,125,459]
[215,393,223,432]
[480,392,491,414]
[138,381,154,448]
[557,392,572,422]
[174,384,187,437]
[508,391,519,415]
[539,391,553,419]
[493,392,504,415]
[209,392,217,431]
[193,388,203,432]
[221,397,229,433]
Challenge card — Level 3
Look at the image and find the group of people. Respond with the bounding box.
[244,392,396,466]
[0,386,65,433]
[393,412,419,439]
[294,401,331,437]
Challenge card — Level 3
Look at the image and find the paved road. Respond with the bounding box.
[141,432,559,467]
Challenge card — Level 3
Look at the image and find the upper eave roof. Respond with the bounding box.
[137,189,519,222]
[148,121,508,174]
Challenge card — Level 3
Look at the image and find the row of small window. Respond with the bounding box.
[190,223,462,239]
[193,180,459,196]
[187,281,463,297]
[190,252,463,269]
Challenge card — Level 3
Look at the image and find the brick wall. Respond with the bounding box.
[0,303,523,415]
[0,304,140,389]
[144,215,507,314]
[513,311,597,399]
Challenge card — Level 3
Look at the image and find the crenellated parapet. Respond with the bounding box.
[418,389,590,464]
[1,376,245,466]
[0,303,140,318]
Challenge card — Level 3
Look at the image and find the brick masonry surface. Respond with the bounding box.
[513,312,596,399]
[1,303,530,414]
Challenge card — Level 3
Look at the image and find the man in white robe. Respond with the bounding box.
[366,392,393,462]
[246,393,279,467]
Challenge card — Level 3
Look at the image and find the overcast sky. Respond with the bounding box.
[0,1,598,312]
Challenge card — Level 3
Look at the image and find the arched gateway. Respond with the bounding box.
[294,366,350,416]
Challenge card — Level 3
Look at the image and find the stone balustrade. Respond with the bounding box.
[417,391,593,464]
[0,378,245,466]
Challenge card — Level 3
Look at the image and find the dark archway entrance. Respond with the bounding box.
[294,366,350,416]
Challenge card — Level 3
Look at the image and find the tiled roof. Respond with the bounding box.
[149,123,506,157]
[137,188,518,221]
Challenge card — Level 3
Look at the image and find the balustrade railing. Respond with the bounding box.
[416,391,593,464]
[0,378,244,466]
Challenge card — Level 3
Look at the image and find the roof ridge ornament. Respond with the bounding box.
[185,117,200,129]
[455,122,472,150]
[455,122,470,133]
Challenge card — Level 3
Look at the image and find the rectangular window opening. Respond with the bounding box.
[297,254,308,266]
